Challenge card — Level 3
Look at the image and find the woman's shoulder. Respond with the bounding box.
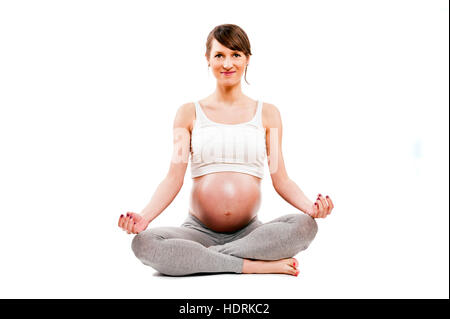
[179,101,196,113]
[174,102,196,133]
[261,101,281,130]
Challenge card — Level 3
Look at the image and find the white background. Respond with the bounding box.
[0,0,448,298]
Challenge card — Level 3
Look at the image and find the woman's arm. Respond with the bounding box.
[139,103,193,222]
[139,175,184,222]
[264,103,333,217]
[272,178,314,215]
[118,103,194,233]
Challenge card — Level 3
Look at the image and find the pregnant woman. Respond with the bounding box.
[118,24,334,276]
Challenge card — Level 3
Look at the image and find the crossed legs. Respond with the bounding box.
[131,213,318,276]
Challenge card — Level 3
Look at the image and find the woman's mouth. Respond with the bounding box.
[222,71,235,76]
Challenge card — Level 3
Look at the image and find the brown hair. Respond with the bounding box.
[206,24,252,85]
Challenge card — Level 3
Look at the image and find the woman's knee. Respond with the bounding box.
[131,230,162,261]
[293,213,318,243]
[131,231,196,276]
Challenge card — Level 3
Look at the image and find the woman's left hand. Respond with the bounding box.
[309,194,334,218]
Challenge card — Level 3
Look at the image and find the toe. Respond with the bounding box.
[287,258,298,269]
[288,266,299,276]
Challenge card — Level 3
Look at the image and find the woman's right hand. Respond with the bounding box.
[118,212,150,234]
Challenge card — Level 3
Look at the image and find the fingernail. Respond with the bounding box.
[120,214,123,217]
[319,194,322,197]
[315,203,318,206]
[326,195,329,198]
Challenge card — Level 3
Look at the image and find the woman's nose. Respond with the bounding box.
[223,58,232,68]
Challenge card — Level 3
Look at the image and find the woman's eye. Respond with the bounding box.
[215,53,241,58]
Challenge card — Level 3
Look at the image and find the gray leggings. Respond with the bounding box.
[131,212,318,276]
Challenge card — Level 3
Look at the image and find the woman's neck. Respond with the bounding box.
[211,84,245,105]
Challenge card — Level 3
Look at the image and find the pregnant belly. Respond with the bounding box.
[189,172,262,233]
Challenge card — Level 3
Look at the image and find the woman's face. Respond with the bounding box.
[206,38,249,85]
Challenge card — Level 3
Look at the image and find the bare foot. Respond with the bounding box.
[242,258,299,276]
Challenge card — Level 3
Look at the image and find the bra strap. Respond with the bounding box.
[256,100,264,127]
[194,101,205,124]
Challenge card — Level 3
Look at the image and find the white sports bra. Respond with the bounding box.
[190,100,267,179]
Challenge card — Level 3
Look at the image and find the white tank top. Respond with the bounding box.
[190,100,267,179]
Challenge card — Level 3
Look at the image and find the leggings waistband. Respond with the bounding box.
[184,213,260,235]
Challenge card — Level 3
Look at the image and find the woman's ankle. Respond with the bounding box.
[242,259,257,274]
